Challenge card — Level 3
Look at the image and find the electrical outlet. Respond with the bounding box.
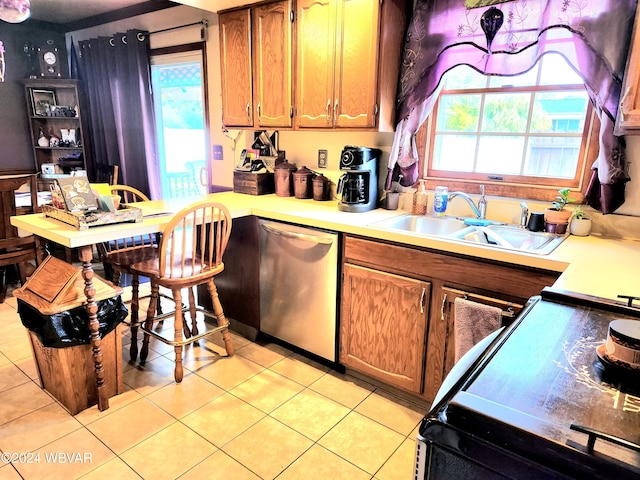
[318,149,328,168]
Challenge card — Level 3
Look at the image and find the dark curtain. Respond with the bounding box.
[389,0,637,214]
[76,30,160,199]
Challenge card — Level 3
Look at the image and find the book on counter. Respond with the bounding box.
[55,175,99,212]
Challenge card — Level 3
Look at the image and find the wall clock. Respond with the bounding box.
[37,44,61,78]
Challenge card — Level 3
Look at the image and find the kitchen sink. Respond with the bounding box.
[368,214,568,255]
[370,214,466,236]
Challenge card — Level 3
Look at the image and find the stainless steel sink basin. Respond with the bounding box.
[449,224,567,255]
[370,214,466,236]
[369,214,568,255]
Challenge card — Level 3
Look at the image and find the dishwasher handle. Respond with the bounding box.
[262,222,334,245]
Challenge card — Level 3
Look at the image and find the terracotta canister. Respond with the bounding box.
[293,166,315,199]
[274,161,297,197]
[312,174,331,201]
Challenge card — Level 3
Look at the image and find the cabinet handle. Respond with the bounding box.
[256,102,261,119]
[246,102,251,120]
[326,99,331,122]
[420,287,426,314]
[333,99,338,124]
[620,87,631,121]
[441,293,447,321]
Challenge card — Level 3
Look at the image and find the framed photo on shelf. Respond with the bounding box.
[31,89,56,116]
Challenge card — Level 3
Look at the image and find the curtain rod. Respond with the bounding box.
[148,19,208,37]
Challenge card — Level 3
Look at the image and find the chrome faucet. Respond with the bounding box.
[449,185,487,219]
[520,202,529,228]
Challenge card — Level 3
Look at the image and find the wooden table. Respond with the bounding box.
[10,199,187,411]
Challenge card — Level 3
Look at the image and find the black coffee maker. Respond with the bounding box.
[337,146,381,212]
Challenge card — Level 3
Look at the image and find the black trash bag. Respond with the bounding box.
[18,296,128,348]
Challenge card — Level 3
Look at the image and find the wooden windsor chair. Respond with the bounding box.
[130,200,234,382]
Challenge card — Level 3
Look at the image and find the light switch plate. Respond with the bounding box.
[318,149,328,168]
[213,144,223,160]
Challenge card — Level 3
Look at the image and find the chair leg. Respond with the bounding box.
[140,282,159,365]
[0,267,6,304]
[207,278,234,357]
[188,286,198,336]
[129,274,140,362]
[172,288,184,383]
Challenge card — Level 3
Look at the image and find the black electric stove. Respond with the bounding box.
[416,288,640,479]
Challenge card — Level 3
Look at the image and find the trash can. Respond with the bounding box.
[14,256,128,414]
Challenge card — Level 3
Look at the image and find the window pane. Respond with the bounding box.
[524,136,581,178]
[481,93,530,133]
[476,136,524,174]
[531,92,589,133]
[443,65,487,89]
[433,135,476,171]
[437,95,481,132]
[539,53,583,85]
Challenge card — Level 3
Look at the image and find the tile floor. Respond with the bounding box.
[0,282,426,479]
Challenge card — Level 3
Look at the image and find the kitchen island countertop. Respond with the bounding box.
[205,191,640,304]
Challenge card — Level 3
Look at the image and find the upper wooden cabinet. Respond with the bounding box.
[615,1,640,134]
[219,1,293,128]
[296,0,405,130]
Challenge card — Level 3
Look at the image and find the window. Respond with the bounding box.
[151,44,209,200]
[419,54,595,202]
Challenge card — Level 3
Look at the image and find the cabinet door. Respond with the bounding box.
[340,263,430,393]
[296,0,337,128]
[422,287,523,402]
[219,9,254,127]
[253,1,293,128]
[333,0,380,128]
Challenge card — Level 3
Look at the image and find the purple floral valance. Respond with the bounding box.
[389,0,638,213]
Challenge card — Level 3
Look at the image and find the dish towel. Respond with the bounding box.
[454,298,502,363]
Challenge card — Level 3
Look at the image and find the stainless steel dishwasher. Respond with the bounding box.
[259,219,339,362]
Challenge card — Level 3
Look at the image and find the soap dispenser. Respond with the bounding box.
[412,179,428,215]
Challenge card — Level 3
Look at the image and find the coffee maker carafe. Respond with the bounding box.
[337,146,381,212]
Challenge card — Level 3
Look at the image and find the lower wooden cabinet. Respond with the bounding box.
[340,263,430,393]
[341,235,559,402]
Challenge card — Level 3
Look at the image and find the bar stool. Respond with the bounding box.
[97,185,157,362]
[130,200,234,382]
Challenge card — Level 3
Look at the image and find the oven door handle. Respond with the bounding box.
[570,423,640,454]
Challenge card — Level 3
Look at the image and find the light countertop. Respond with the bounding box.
[12,191,640,304]
[209,192,640,304]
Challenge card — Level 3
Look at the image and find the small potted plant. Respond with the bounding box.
[569,205,592,236]
[544,187,573,234]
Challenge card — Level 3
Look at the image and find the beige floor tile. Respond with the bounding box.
[206,330,252,351]
[222,416,313,479]
[374,438,417,480]
[74,386,144,426]
[0,352,10,367]
[278,443,371,480]
[319,411,405,475]
[310,371,375,409]
[355,389,424,436]
[146,372,224,418]
[79,457,141,479]
[0,381,54,426]
[230,369,304,413]
[122,355,178,396]
[0,402,82,453]
[271,389,350,441]
[181,392,265,447]
[236,340,291,368]
[269,353,329,386]
[0,335,34,363]
[179,450,261,480]
[0,464,22,480]
[0,363,32,392]
[120,422,217,480]
[13,428,116,480]
[13,356,39,381]
[179,340,226,373]
[195,354,263,391]
[0,321,28,346]
[85,397,175,454]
